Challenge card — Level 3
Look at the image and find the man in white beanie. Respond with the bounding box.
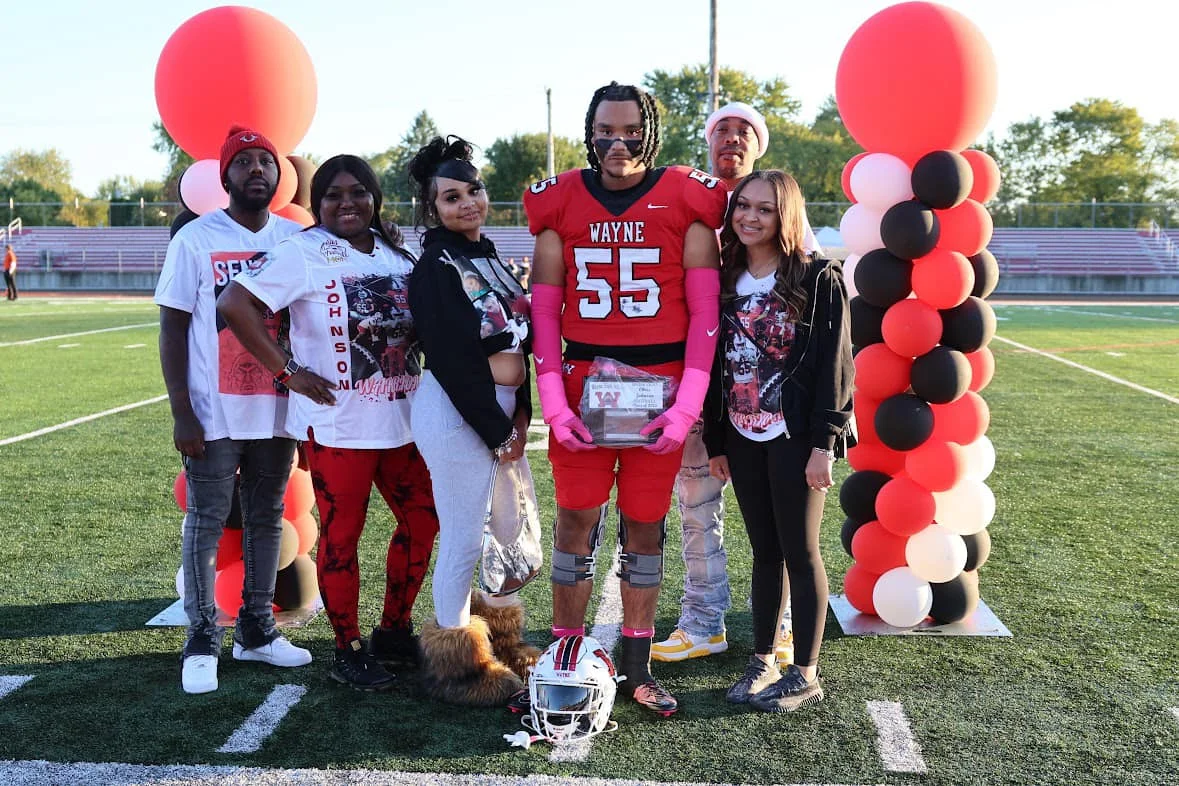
[653,101,819,665]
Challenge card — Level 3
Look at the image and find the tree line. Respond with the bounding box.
[3,65,1177,229]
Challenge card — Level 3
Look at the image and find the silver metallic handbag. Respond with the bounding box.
[478,458,543,596]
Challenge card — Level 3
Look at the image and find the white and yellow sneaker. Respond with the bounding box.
[651,628,728,662]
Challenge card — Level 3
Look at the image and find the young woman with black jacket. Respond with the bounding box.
[407,136,540,706]
[702,170,853,713]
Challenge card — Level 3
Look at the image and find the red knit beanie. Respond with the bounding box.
[219,125,280,184]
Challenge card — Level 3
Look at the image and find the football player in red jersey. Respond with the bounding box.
[523,82,727,716]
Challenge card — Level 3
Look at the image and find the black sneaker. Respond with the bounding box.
[749,664,824,713]
[369,625,420,667]
[330,639,395,691]
[725,655,781,704]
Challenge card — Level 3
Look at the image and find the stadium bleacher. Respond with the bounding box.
[8,224,1179,283]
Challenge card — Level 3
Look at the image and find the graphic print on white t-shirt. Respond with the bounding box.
[725,271,796,439]
[211,250,285,397]
[343,271,420,401]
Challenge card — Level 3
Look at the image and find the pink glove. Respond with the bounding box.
[639,368,711,455]
[537,371,595,452]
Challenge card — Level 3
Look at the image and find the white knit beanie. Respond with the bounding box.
[704,102,769,160]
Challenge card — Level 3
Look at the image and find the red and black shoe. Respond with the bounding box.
[628,679,678,717]
[506,687,531,714]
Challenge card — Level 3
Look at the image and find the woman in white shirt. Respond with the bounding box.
[218,155,439,692]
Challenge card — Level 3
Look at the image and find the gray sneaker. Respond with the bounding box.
[725,655,781,704]
[749,664,824,713]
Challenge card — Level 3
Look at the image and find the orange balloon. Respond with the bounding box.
[283,468,315,518]
[269,156,298,211]
[966,347,995,392]
[290,511,319,555]
[276,203,315,228]
[155,7,317,158]
[173,471,187,512]
[214,561,246,618]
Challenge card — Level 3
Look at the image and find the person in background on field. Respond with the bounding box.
[703,169,852,712]
[217,155,439,692]
[4,244,16,300]
[654,102,823,667]
[407,135,540,706]
[155,126,311,695]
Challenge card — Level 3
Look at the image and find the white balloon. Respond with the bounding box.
[933,478,995,535]
[175,565,185,601]
[180,159,229,215]
[906,523,968,583]
[961,435,996,481]
[872,566,933,628]
[843,253,861,298]
[839,203,885,256]
[850,153,914,210]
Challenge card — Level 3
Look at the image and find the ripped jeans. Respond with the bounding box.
[671,421,730,637]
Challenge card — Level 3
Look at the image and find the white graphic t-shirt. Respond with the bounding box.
[154,209,302,441]
[723,270,798,442]
[234,227,420,449]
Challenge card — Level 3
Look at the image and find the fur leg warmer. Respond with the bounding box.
[471,595,542,680]
[418,616,523,706]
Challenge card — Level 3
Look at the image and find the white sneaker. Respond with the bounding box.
[651,629,728,662]
[182,655,219,694]
[233,636,312,667]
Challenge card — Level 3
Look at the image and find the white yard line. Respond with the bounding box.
[1170,707,1179,726]
[0,395,168,447]
[548,548,624,764]
[58,343,80,348]
[994,335,1179,405]
[0,760,872,786]
[124,343,146,349]
[0,676,34,700]
[0,322,156,347]
[217,685,307,754]
[1040,306,1179,324]
[866,700,927,774]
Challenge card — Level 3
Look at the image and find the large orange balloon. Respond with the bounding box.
[155,7,317,158]
[835,2,997,158]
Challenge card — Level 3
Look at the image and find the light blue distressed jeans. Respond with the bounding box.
[671,421,730,637]
[181,437,296,655]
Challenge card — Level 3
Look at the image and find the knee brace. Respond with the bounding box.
[551,505,609,586]
[617,516,667,589]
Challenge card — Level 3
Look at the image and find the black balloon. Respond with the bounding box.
[875,393,934,452]
[850,296,887,348]
[929,570,980,624]
[841,517,866,557]
[941,296,997,353]
[170,209,199,239]
[880,200,940,260]
[962,529,992,572]
[969,249,1000,298]
[839,470,892,524]
[911,150,973,210]
[273,554,319,610]
[855,249,913,308]
[910,346,971,404]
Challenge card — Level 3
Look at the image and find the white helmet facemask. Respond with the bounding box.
[520,634,623,745]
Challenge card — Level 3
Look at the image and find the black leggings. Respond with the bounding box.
[726,422,828,666]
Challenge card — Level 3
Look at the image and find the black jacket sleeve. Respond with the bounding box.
[808,261,855,451]
[701,340,727,459]
[409,250,514,451]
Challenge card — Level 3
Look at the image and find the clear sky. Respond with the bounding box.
[1,0,1173,196]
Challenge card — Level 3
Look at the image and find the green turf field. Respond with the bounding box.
[0,296,1176,785]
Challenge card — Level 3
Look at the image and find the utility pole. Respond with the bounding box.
[707,0,719,113]
[546,88,555,178]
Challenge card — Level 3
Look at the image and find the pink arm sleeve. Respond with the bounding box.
[683,267,721,374]
[530,282,570,423]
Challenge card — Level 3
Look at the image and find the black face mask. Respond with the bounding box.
[593,137,643,162]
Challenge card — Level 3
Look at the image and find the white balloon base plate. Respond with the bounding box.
[146,597,323,628]
[830,594,1012,637]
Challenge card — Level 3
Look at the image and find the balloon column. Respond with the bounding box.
[834,2,1000,628]
[156,6,319,218]
[173,464,320,616]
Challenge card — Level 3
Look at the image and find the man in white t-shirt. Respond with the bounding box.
[155,126,312,694]
[655,103,819,664]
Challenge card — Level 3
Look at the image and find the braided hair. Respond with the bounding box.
[583,82,662,171]
[407,135,478,229]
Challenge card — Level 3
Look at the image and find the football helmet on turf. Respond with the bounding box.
[525,634,622,744]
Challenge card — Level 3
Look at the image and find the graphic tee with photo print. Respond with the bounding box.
[233,227,421,450]
[723,270,798,442]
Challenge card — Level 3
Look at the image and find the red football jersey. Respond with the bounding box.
[524,166,726,347]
